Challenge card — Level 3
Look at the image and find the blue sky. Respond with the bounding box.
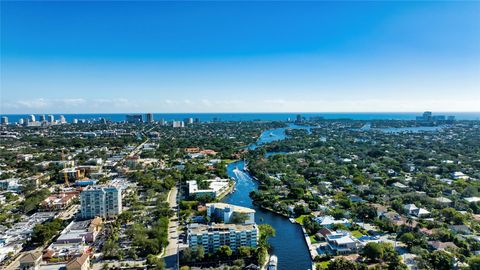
[1,1,479,113]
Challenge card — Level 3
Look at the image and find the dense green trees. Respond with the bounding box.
[30,218,64,246]
[327,258,367,270]
[20,188,50,214]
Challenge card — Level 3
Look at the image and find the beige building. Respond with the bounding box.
[66,253,90,270]
[19,252,42,270]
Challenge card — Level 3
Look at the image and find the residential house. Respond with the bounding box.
[19,251,42,270]
[313,216,350,229]
[66,253,90,270]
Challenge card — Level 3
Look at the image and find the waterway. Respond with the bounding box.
[223,124,314,270]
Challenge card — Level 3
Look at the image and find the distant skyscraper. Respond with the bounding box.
[28,115,35,122]
[146,113,154,123]
[72,118,78,124]
[185,118,194,125]
[39,115,46,122]
[18,118,24,125]
[296,114,303,123]
[159,118,166,126]
[59,115,66,124]
[126,114,143,123]
[1,116,8,125]
[423,111,432,121]
[48,115,54,123]
[194,118,200,124]
[172,121,185,128]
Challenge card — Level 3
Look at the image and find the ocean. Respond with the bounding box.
[2,112,480,123]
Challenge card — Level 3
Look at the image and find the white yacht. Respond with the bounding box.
[268,255,278,270]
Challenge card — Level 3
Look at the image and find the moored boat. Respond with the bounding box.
[268,255,278,270]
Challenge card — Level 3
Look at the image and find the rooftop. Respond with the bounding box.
[207,202,255,214]
[188,223,257,235]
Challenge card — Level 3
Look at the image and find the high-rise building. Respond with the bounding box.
[126,114,143,123]
[28,115,36,122]
[194,118,200,124]
[146,113,154,123]
[172,121,184,128]
[1,116,8,125]
[80,186,122,219]
[48,115,55,123]
[18,118,24,125]
[159,118,166,126]
[185,118,194,125]
[296,114,303,123]
[39,115,46,122]
[59,115,66,124]
[72,118,78,124]
[422,111,432,121]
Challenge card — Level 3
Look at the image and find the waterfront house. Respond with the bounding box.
[325,230,360,255]
[314,215,350,229]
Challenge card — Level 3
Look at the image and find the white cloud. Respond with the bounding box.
[15,98,50,109]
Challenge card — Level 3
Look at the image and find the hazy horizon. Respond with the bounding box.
[1,1,479,114]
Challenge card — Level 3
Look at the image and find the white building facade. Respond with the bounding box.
[80,186,122,219]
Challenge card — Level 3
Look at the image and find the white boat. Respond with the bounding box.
[268,255,278,270]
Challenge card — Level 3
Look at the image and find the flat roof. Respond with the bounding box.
[207,203,255,214]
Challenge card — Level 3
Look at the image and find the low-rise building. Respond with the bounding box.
[325,230,360,255]
[44,218,101,261]
[187,223,258,253]
[59,168,85,181]
[41,192,78,210]
[313,215,350,229]
[19,251,42,270]
[187,178,231,199]
[0,178,21,191]
[452,172,469,180]
[66,253,90,270]
[206,203,255,224]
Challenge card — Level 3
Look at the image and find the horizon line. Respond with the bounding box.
[2,111,480,116]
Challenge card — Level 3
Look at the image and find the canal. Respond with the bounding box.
[222,124,314,270]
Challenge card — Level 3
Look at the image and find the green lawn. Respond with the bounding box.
[295,214,310,225]
[309,235,319,244]
[316,261,330,270]
[350,230,364,238]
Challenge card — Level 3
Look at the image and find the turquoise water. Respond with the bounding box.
[3,112,480,123]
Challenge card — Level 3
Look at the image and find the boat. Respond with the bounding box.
[269,132,275,137]
[268,255,278,270]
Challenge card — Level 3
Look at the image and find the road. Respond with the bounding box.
[162,186,180,269]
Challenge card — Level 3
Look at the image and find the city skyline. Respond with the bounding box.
[1,1,480,114]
